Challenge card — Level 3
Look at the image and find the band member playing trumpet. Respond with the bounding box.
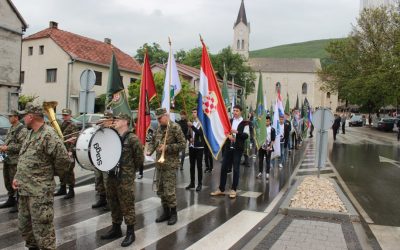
[210,105,249,199]
[54,108,79,199]
[147,108,186,226]
[101,113,143,247]
[257,115,276,179]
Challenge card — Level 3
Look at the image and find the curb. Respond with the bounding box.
[279,176,360,222]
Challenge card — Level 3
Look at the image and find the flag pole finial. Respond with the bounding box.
[168,36,171,46]
[199,34,204,44]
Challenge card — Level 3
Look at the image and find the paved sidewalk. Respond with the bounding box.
[243,139,382,250]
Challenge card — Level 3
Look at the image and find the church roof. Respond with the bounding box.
[234,0,248,27]
[248,58,321,73]
[24,22,141,73]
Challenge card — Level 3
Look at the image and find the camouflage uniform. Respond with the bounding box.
[92,111,114,208]
[106,130,143,226]
[147,113,186,208]
[15,104,69,250]
[2,120,27,198]
[60,117,79,186]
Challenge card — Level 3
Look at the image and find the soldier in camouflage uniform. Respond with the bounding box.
[0,110,27,213]
[91,111,114,210]
[54,108,79,199]
[100,113,144,247]
[147,108,186,226]
[13,103,70,250]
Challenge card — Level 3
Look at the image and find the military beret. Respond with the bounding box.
[61,108,72,115]
[115,113,131,121]
[18,103,44,115]
[8,110,19,116]
[155,108,167,118]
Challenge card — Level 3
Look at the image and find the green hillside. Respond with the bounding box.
[249,38,345,59]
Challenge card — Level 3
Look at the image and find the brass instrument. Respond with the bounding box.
[43,101,64,140]
[157,121,170,163]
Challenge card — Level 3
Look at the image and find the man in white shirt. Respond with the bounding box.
[210,105,249,198]
[257,116,276,179]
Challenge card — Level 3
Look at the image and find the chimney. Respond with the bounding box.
[104,38,112,44]
[49,21,58,29]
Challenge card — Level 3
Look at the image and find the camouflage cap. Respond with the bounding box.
[18,103,44,115]
[115,113,131,121]
[61,108,72,115]
[102,110,114,119]
[8,110,19,116]
[155,107,167,118]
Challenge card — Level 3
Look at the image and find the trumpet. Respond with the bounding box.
[157,121,170,163]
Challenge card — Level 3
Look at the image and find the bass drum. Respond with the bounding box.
[75,126,122,171]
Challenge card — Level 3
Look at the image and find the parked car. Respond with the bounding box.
[376,118,395,132]
[349,115,363,127]
[0,114,11,143]
[131,110,158,142]
[75,113,104,127]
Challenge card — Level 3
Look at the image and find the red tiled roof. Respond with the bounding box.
[24,27,141,73]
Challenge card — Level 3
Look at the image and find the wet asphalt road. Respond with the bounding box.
[329,126,400,226]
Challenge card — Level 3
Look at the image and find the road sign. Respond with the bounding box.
[313,108,334,177]
[79,91,95,114]
[80,69,96,91]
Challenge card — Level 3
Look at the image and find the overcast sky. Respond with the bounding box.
[12,0,360,55]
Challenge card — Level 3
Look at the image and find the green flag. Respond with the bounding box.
[285,93,290,114]
[254,72,266,149]
[106,53,131,118]
[222,63,230,113]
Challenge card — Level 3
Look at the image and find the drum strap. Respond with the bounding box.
[110,131,133,178]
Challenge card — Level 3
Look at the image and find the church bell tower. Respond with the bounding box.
[233,0,250,59]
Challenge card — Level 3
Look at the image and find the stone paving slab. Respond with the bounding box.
[254,215,363,250]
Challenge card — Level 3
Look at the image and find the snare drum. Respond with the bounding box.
[75,126,122,171]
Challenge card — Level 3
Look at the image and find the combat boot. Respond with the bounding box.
[64,186,75,199]
[54,185,66,196]
[168,207,178,225]
[155,206,170,223]
[92,195,107,208]
[100,223,122,240]
[120,225,135,247]
[0,196,15,208]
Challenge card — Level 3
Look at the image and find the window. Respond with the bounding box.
[28,46,33,56]
[241,40,244,49]
[130,77,138,84]
[302,82,307,94]
[20,71,25,84]
[94,71,102,86]
[275,82,281,93]
[327,92,331,99]
[39,45,44,55]
[237,40,240,49]
[46,69,57,83]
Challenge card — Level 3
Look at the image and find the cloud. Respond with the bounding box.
[12,0,359,54]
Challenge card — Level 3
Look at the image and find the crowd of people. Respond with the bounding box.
[0,102,311,249]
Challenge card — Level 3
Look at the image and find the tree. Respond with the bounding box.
[128,71,197,114]
[318,5,400,113]
[134,43,168,64]
[18,94,38,109]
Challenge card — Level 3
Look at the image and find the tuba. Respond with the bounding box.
[43,101,64,140]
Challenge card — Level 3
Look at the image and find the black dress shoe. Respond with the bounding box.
[0,196,16,209]
[195,185,202,192]
[185,184,195,190]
